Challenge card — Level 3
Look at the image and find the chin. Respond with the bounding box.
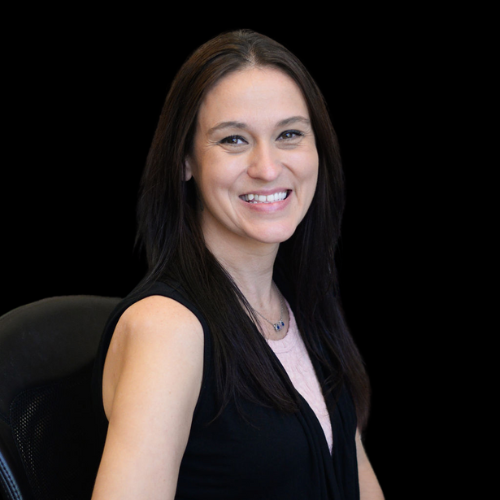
[247,224,297,245]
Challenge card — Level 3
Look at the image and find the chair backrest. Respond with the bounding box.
[0,296,120,500]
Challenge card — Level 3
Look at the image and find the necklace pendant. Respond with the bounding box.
[273,320,285,332]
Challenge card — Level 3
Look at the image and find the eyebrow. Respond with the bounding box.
[277,116,311,127]
[207,116,310,136]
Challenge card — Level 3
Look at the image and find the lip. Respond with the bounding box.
[239,189,292,212]
[239,188,291,197]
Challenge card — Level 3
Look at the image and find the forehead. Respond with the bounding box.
[197,67,309,129]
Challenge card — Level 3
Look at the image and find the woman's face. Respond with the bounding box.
[186,66,319,254]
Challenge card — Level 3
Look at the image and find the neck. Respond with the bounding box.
[202,226,280,308]
[200,218,289,339]
[210,241,278,311]
[205,235,290,340]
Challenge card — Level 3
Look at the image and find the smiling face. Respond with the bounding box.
[186,66,319,255]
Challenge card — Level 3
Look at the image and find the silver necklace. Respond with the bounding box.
[254,293,286,332]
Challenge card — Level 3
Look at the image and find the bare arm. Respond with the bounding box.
[356,429,385,500]
[92,296,204,500]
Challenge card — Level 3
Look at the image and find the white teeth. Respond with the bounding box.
[242,191,288,203]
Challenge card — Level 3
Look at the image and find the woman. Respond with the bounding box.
[91,29,384,499]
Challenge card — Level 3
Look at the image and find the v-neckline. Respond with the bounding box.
[261,328,344,500]
[262,328,335,460]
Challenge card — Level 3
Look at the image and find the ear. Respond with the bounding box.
[184,156,193,182]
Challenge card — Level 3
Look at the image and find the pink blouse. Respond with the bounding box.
[266,301,333,454]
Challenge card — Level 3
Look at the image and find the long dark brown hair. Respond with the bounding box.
[136,29,371,429]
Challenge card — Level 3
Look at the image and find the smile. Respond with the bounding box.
[240,190,290,204]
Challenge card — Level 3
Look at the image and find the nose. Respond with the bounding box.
[247,142,283,181]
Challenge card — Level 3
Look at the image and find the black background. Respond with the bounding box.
[3,10,459,498]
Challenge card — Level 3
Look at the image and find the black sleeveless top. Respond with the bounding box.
[91,281,360,499]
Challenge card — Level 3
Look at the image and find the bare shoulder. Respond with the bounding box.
[94,295,204,499]
[119,294,203,339]
[102,294,204,421]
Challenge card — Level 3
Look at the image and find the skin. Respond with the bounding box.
[186,66,319,252]
[356,430,385,499]
[92,296,204,500]
[91,66,383,499]
[185,66,318,339]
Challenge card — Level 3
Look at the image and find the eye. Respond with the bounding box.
[277,130,304,141]
[219,135,248,146]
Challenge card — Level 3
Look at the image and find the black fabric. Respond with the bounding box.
[92,281,360,499]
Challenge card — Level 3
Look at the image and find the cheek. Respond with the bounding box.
[300,154,319,211]
[192,155,221,193]
[198,171,232,200]
[197,156,244,196]
[301,151,319,190]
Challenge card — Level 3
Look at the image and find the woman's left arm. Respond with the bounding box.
[356,429,385,500]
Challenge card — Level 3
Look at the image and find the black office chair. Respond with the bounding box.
[0,296,120,500]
